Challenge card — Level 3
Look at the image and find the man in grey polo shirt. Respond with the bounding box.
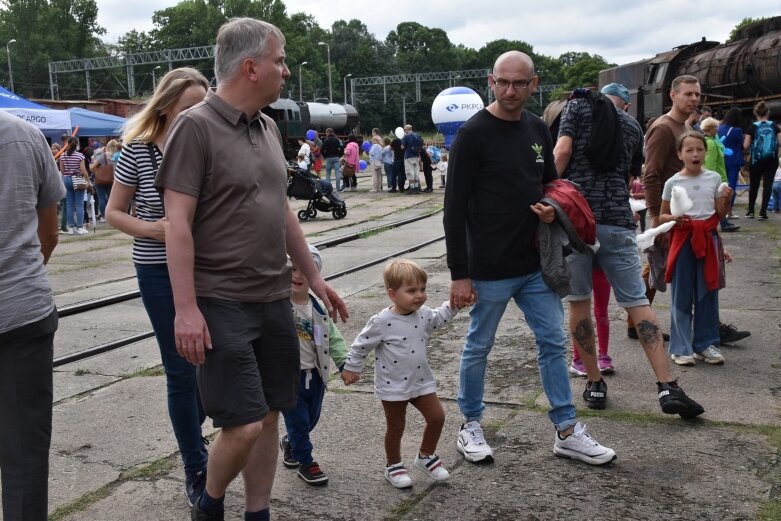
[0,110,65,521]
[156,18,348,521]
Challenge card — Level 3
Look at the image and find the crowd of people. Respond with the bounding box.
[293,123,447,194]
[2,15,779,521]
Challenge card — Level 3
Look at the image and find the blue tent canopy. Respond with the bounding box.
[0,85,71,135]
[67,107,125,137]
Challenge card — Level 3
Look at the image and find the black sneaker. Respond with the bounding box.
[721,223,741,232]
[280,435,299,468]
[758,212,769,221]
[185,468,207,508]
[719,323,751,345]
[746,210,755,218]
[657,381,705,419]
[627,327,669,341]
[191,501,224,521]
[583,378,607,410]
[298,461,329,486]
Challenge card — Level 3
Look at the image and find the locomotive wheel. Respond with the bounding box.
[297,209,309,221]
[333,207,347,219]
[308,208,317,218]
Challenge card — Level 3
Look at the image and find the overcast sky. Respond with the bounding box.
[95,1,780,66]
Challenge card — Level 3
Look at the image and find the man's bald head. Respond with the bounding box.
[493,51,535,76]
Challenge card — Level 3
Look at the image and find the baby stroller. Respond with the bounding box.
[287,165,347,221]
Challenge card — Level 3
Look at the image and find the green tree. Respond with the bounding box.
[386,22,458,73]
[0,0,105,97]
[727,17,770,42]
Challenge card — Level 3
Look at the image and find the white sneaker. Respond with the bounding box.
[693,345,725,365]
[67,226,76,235]
[384,462,412,488]
[413,453,450,481]
[457,421,494,463]
[75,227,88,235]
[553,422,616,466]
[671,354,696,366]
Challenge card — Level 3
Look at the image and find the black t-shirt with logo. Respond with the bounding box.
[444,108,556,280]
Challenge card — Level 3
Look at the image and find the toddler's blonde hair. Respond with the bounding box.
[383,259,427,290]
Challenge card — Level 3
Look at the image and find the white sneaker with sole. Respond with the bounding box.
[413,453,449,481]
[693,345,725,364]
[671,354,696,366]
[75,227,88,235]
[457,421,494,463]
[553,422,616,466]
[384,462,412,489]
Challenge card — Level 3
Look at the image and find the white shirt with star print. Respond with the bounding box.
[345,301,457,401]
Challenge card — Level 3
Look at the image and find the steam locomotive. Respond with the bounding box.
[261,98,359,158]
[598,16,781,129]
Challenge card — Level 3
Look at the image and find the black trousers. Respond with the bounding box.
[0,310,57,521]
[748,158,778,214]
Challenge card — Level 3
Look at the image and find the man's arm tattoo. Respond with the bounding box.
[636,320,662,347]
[573,318,596,356]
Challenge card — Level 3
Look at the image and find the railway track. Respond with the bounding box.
[53,209,446,368]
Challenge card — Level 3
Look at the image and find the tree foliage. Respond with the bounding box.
[727,17,771,42]
[0,0,621,126]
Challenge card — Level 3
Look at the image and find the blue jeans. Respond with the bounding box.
[63,175,85,227]
[458,272,577,431]
[771,180,781,211]
[668,237,720,356]
[566,224,649,308]
[324,157,342,191]
[95,183,111,218]
[282,369,325,466]
[383,163,394,189]
[135,264,207,475]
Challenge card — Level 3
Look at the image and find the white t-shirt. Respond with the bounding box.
[345,302,457,401]
[662,170,722,220]
[293,301,317,369]
[298,143,311,165]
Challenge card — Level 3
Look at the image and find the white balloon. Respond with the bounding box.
[629,198,647,213]
[431,87,484,149]
[636,221,676,252]
[394,127,404,139]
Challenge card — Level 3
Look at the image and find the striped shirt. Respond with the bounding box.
[60,151,85,176]
[114,140,166,265]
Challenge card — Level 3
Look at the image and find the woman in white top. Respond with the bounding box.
[105,67,210,507]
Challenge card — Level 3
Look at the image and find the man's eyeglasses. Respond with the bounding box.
[492,76,536,90]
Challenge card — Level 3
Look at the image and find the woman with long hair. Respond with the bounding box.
[59,136,90,234]
[105,67,210,506]
[743,100,781,220]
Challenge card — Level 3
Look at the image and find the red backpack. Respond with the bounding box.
[541,179,596,249]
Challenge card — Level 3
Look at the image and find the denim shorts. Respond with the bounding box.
[565,224,649,308]
[196,297,299,428]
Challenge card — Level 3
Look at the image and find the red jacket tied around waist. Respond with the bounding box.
[665,213,721,291]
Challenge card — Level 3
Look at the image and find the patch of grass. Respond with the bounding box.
[121,456,177,481]
[359,227,385,239]
[48,455,178,521]
[125,365,165,378]
[759,500,781,521]
[74,368,93,376]
[384,490,429,521]
[48,484,114,521]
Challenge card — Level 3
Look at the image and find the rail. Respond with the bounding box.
[52,211,444,368]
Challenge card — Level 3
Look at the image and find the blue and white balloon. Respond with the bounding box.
[431,87,484,149]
